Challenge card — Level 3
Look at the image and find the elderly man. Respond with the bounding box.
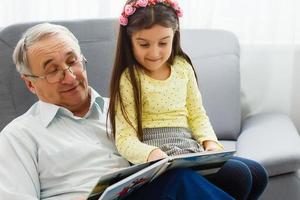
[0,23,234,200]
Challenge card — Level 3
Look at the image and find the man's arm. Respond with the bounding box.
[0,130,40,200]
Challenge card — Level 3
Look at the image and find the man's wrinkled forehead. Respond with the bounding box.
[29,34,80,55]
[26,34,81,69]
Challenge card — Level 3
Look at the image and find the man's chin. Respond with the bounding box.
[60,84,81,95]
[60,85,89,100]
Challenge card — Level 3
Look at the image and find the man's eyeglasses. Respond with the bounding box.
[23,56,88,84]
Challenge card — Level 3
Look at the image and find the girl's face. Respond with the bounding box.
[131,24,174,78]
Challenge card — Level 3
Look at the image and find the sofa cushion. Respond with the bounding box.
[181,30,241,140]
[237,113,300,177]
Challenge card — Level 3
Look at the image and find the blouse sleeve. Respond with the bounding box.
[115,71,158,164]
[185,62,223,148]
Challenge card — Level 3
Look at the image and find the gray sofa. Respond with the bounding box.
[1,19,300,200]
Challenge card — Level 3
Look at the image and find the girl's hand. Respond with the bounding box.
[203,140,223,151]
[147,148,168,162]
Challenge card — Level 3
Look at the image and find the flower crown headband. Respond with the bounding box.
[119,0,183,26]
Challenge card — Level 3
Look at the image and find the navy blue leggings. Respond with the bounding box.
[126,156,268,200]
[206,156,269,200]
[126,167,234,200]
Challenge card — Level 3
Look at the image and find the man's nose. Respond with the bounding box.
[61,66,76,83]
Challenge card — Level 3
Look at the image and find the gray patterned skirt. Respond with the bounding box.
[142,127,204,156]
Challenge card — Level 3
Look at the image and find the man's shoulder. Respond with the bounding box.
[1,102,39,135]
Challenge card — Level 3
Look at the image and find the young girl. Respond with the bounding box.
[109,0,268,199]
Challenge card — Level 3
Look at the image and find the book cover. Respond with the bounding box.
[87,159,167,200]
[87,149,235,200]
[167,150,235,175]
[87,161,152,199]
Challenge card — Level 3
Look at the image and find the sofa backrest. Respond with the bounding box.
[0,19,240,140]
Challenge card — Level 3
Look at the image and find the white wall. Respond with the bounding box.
[241,44,300,131]
[291,47,300,130]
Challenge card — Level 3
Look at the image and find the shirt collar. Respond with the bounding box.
[83,87,105,119]
[38,87,105,127]
[90,87,105,113]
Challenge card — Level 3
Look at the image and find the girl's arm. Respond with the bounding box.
[184,61,223,150]
[115,72,161,164]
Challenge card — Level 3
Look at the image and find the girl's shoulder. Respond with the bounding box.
[120,68,132,86]
[173,56,194,74]
[174,56,189,65]
[120,67,140,85]
[121,66,141,76]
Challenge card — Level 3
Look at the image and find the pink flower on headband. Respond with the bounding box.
[136,0,148,7]
[176,6,183,17]
[119,0,183,26]
[124,4,136,16]
[170,0,179,10]
[119,15,128,26]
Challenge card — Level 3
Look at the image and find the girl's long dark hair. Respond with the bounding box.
[108,0,197,140]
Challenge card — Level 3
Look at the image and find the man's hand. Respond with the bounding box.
[147,148,168,162]
[203,140,223,151]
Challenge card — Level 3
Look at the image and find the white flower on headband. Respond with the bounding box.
[119,0,183,26]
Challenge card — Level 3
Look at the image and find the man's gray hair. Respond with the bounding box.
[13,23,81,75]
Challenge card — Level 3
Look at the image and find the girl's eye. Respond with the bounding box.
[139,43,149,47]
[159,42,167,46]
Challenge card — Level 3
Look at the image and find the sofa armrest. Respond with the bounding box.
[236,112,300,177]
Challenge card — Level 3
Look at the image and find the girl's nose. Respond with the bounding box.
[149,45,160,57]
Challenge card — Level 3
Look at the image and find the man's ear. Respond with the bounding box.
[21,75,36,94]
